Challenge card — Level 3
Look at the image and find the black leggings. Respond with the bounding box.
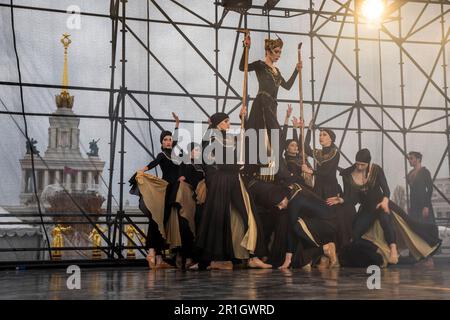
[178,216,194,258]
[352,207,396,245]
[287,194,334,252]
[140,197,165,255]
[141,185,196,258]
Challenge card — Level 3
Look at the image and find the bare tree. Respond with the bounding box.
[393,185,407,212]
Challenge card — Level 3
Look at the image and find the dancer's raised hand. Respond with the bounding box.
[286,104,293,119]
[243,33,251,48]
[172,112,180,128]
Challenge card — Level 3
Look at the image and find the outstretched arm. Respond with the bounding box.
[172,112,180,148]
[281,104,292,148]
[280,68,299,90]
[141,153,164,172]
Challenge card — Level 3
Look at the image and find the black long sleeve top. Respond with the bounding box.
[304,129,341,198]
[146,149,181,185]
[239,50,298,99]
[407,167,433,212]
[341,164,390,209]
[180,162,205,190]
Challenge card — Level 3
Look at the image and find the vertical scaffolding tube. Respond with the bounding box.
[117,0,127,259]
[440,2,450,176]
[353,0,362,149]
[107,0,120,258]
[398,7,409,210]
[309,0,316,151]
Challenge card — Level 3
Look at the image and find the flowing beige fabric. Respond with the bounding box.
[361,220,390,267]
[176,181,197,236]
[195,179,207,205]
[165,207,182,248]
[391,211,440,260]
[362,210,440,267]
[136,172,168,239]
[238,175,258,254]
[165,181,197,246]
[230,206,250,260]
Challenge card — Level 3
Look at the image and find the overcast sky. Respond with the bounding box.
[0,0,449,207]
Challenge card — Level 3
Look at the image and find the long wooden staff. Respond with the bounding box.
[238,29,250,165]
[298,42,313,186]
[298,42,306,167]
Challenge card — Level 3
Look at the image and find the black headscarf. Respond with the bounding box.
[160,130,172,144]
[320,128,336,143]
[340,148,372,176]
[355,148,371,164]
[209,112,229,129]
[284,139,297,151]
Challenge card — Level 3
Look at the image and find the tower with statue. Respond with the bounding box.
[18,34,106,259]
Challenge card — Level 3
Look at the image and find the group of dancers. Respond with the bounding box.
[129,34,441,270]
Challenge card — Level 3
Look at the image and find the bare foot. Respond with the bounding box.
[155,255,175,269]
[210,261,233,270]
[317,256,329,270]
[248,257,272,269]
[278,253,292,270]
[146,249,156,269]
[188,262,199,270]
[185,258,195,269]
[323,242,338,268]
[388,243,399,265]
[301,263,312,272]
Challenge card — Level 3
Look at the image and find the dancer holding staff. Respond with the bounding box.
[296,42,314,187]
[240,33,301,170]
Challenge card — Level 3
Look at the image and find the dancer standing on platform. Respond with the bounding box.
[407,151,437,267]
[407,151,436,225]
[328,149,441,267]
[195,110,271,270]
[240,33,301,163]
[301,120,355,251]
[130,113,195,269]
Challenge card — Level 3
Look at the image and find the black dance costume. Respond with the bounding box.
[286,185,336,268]
[304,129,355,251]
[196,129,266,262]
[130,129,195,260]
[282,125,313,186]
[407,167,436,224]
[341,164,396,245]
[341,163,441,266]
[240,50,298,156]
[247,179,336,268]
[304,129,341,199]
[180,161,206,234]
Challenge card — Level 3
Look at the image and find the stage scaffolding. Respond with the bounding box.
[0,0,449,265]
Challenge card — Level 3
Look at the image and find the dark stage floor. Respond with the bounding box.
[1,264,450,300]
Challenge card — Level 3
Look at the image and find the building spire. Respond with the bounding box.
[55,33,74,109]
[61,33,71,95]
